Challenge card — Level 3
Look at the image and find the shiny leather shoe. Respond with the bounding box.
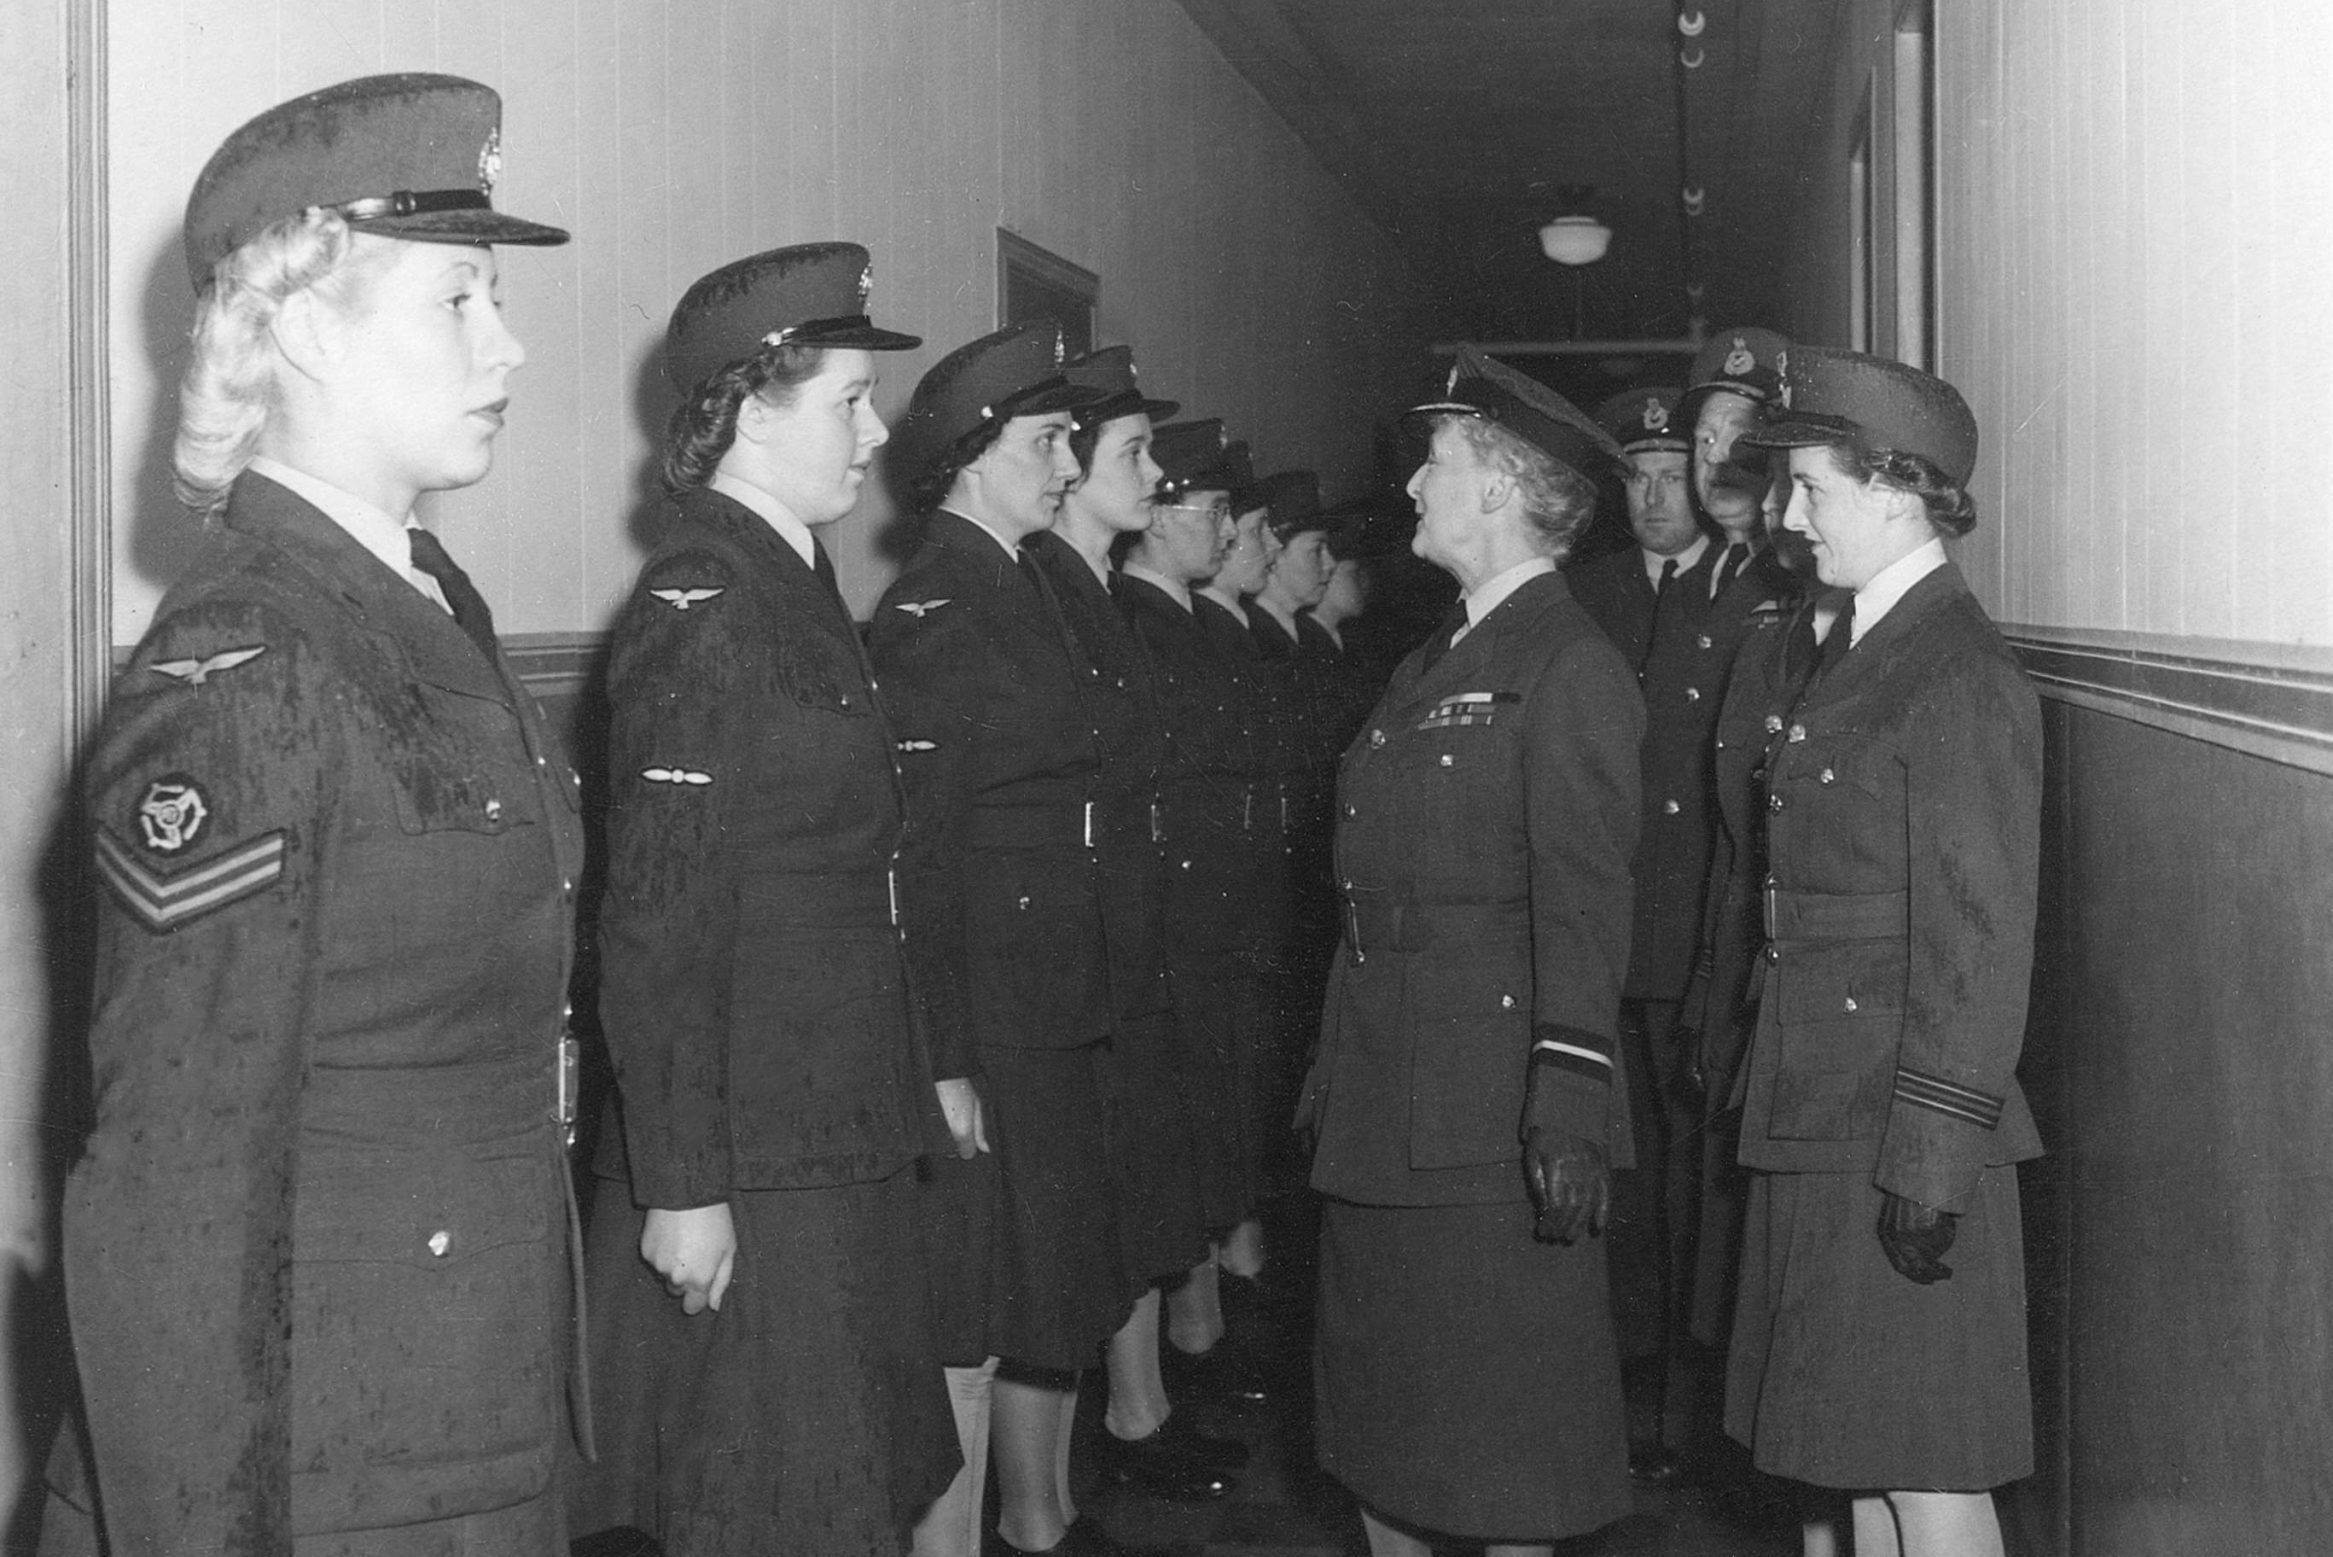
[1147,1407,1248,1470]
[1161,1340,1274,1409]
[1091,1422,1238,1500]
[1627,1440,1696,1488]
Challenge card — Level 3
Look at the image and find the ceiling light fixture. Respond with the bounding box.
[1539,185,1611,266]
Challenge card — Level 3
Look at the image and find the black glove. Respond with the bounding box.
[1523,1127,1609,1246]
[1875,1191,1957,1284]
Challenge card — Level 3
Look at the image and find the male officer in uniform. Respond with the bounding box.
[1567,383,1721,1482]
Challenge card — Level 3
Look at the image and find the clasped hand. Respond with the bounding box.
[1876,1190,1957,1283]
[1523,1128,1609,1246]
[641,1202,736,1315]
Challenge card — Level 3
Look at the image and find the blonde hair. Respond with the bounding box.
[172,207,384,516]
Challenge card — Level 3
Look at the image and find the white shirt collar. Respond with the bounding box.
[941,507,1025,563]
[1255,592,1301,638]
[1122,560,1192,612]
[1851,537,1949,644]
[1640,532,1710,588]
[708,470,818,569]
[1197,584,1250,626]
[245,456,448,612]
[1451,555,1555,647]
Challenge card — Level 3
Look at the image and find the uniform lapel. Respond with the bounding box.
[1794,559,1970,715]
[227,472,512,705]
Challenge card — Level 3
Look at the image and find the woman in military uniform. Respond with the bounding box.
[573,243,960,1556]
[47,76,580,1554]
[1727,347,2042,1557]
[1299,348,1643,1557]
[870,324,1139,1557]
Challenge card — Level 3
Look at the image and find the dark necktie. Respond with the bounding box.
[1639,557,1679,673]
[1420,601,1469,671]
[1814,594,1857,680]
[812,541,847,612]
[407,527,499,661]
[1654,557,1679,598]
[1713,542,1748,598]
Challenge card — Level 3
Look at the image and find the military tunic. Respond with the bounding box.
[1023,531,1207,1285]
[1299,570,1643,1541]
[1114,575,1275,1232]
[1725,559,2042,1489]
[57,472,584,1553]
[576,486,956,1555]
[871,511,1131,1369]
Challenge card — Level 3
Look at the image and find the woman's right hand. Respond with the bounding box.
[641,1203,736,1314]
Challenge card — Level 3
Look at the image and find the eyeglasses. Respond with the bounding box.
[1155,502,1233,523]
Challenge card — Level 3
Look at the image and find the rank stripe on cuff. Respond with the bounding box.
[1893,1065,2005,1129]
[95,827,288,933]
[1531,1037,1613,1083]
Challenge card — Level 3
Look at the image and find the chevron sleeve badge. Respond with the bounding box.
[94,825,288,933]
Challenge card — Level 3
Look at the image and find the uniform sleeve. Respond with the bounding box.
[596,551,749,1211]
[869,586,987,1082]
[1877,650,2043,1208]
[1522,632,1647,1154]
[68,599,337,1556]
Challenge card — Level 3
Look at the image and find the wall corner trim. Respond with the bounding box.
[2004,625,2333,779]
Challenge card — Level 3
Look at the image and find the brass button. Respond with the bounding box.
[1017,895,1031,910]
[1769,794,1785,813]
[1819,768,1836,785]
[1765,945,1780,963]
[1370,729,1386,747]
[1344,804,1358,818]
[1501,994,1517,1010]
[1686,686,1702,702]
[1697,633,1713,650]
[1787,724,1807,743]
[1764,715,1784,734]
[427,1231,452,1258]
[484,798,503,822]
[1663,799,1681,815]
[1843,996,1859,1013]
[1439,754,1454,767]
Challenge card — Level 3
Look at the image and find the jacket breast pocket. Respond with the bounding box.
[1766,938,1905,1141]
[385,684,541,838]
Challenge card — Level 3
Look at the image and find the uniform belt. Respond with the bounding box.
[1338,887,1435,964]
[737,868,901,928]
[1761,882,1908,944]
[967,800,1097,852]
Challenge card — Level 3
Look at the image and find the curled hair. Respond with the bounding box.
[1452,416,1599,562]
[1825,442,1977,537]
[910,418,1007,515]
[660,344,827,493]
[174,208,381,516]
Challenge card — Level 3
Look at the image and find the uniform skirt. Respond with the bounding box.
[1314,1197,1631,1543]
[922,1041,1137,1372]
[1167,951,1273,1233]
[1725,1165,2033,1489]
[572,1166,959,1556]
[1106,1010,1213,1286]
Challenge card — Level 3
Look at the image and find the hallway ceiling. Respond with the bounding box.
[1175,0,1846,353]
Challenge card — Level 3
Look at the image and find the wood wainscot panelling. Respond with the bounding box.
[2010,632,2333,1557]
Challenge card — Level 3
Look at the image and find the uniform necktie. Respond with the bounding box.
[1421,600,1469,671]
[1640,557,1679,674]
[1713,542,1748,598]
[812,541,846,612]
[1814,594,1858,680]
[407,527,498,661]
[1653,557,1679,598]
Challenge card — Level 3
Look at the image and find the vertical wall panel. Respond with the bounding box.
[1785,0,2333,658]
[107,0,1424,638]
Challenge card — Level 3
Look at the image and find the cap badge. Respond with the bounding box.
[1445,361,1463,394]
[1775,348,1793,409]
[1642,399,1669,432]
[1724,336,1754,377]
[1052,335,1066,369]
[857,264,873,305]
[477,128,502,195]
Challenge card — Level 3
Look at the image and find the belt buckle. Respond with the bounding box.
[1762,873,1778,942]
[555,1034,579,1146]
[1149,797,1163,846]
[1083,800,1095,850]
